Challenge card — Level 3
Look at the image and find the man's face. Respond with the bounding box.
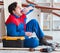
[13,4,22,16]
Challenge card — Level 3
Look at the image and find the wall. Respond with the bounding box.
[0,5,6,36]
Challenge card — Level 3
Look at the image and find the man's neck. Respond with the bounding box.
[14,13,22,16]
[13,13,23,18]
[13,14,20,18]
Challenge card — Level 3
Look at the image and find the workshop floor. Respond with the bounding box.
[0,43,60,53]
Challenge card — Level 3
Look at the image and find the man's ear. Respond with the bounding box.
[12,10,15,14]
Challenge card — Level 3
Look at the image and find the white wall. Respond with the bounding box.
[0,5,6,36]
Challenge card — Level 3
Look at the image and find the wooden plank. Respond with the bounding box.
[22,3,60,10]
[0,48,41,52]
[0,48,30,50]
[25,0,60,10]
[52,12,60,17]
[0,1,3,5]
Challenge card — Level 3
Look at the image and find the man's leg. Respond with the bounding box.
[26,19,44,39]
[26,19,52,46]
[24,37,39,48]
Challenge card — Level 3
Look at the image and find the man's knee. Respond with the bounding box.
[24,37,39,48]
[30,19,38,23]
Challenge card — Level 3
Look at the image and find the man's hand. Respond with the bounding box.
[21,7,29,14]
[21,6,34,14]
[25,32,32,36]
[28,6,34,10]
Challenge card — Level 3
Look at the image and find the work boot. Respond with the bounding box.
[39,38,52,46]
[39,38,55,51]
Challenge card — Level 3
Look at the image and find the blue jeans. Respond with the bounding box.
[24,19,44,48]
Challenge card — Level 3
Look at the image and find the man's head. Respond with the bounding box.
[8,2,22,16]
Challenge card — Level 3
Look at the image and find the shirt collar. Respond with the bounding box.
[13,14,20,18]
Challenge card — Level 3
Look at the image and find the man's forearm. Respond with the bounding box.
[21,4,34,15]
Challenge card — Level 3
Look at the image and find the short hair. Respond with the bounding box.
[8,2,17,14]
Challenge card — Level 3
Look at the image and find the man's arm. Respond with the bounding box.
[21,4,34,15]
[6,23,33,37]
[6,23,25,36]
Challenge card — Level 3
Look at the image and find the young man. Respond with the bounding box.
[5,2,51,48]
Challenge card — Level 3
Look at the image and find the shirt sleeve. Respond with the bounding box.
[26,4,34,15]
[6,23,25,36]
[21,4,34,15]
[26,9,34,15]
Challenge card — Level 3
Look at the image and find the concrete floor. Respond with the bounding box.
[0,50,60,53]
[0,43,60,53]
[0,50,41,53]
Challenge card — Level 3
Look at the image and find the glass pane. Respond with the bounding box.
[34,0,51,3]
[54,0,60,3]
[38,3,51,7]
[52,15,60,31]
[0,0,3,1]
[53,3,60,8]
[43,13,50,31]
